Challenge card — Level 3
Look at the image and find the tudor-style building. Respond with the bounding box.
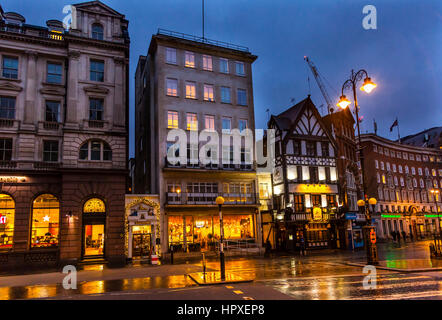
[269,96,340,251]
[0,1,129,269]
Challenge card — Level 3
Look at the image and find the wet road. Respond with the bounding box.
[0,241,440,300]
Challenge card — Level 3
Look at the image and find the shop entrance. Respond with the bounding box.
[83,224,105,257]
[132,225,152,257]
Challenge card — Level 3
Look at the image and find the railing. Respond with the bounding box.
[88,120,105,128]
[0,118,14,128]
[157,28,250,53]
[165,157,255,171]
[166,192,258,205]
[33,161,60,170]
[43,121,60,130]
[0,22,64,41]
[0,160,17,169]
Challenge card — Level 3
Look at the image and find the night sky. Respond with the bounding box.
[2,0,441,156]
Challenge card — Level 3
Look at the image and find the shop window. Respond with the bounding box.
[83,198,106,213]
[213,215,254,239]
[79,140,112,161]
[0,194,14,250]
[259,183,269,199]
[168,216,184,245]
[31,194,59,248]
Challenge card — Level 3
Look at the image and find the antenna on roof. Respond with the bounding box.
[202,0,205,41]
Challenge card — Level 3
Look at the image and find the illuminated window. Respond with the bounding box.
[203,55,212,71]
[0,96,16,119]
[186,113,198,131]
[185,81,196,99]
[43,141,58,162]
[0,138,12,161]
[237,89,247,106]
[165,47,177,64]
[90,60,104,82]
[80,140,111,161]
[400,176,404,187]
[204,84,214,102]
[84,198,105,213]
[259,183,269,199]
[382,174,386,184]
[185,51,195,68]
[432,169,437,177]
[205,115,215,131]
[168,111,179,129]
[219,58,229,73]
[31,194,59,248]
[235,61,245,76]
[166,78,178,96]
[47,62,62,84]
[91,23,104,40]
[221,86,231,103]
[0,194,14,250]
[2,56,18,79]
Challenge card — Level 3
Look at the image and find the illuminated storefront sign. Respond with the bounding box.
[313,207,322,220]
[0,176,26,183]
[381,214,401,218]
[424,214,442,218]
[289,184,337,194]
[0,215,6,224]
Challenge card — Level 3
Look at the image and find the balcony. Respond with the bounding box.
[0,160,17,169]
[0,118,14,128]
[166,192,259,206]
[33,161,60,170]
[0,22,64,41]
[42,121,60,130]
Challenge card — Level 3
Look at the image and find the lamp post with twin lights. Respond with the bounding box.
[216,196,226,281]
[337,69,378,265]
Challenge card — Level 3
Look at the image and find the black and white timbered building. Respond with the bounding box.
[268,96,340,251]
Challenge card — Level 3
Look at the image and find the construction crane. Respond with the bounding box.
[304,56,334,115]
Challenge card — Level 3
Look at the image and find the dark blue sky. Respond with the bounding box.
[3,0,441,156]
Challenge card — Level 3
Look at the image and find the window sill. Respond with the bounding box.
[0,76,21,83]
[42,81,64,87]
[185,97,197,100]
[79,159,113,163]
[166,94,179,98]
[204,100,215,103]
[221,101,232,105]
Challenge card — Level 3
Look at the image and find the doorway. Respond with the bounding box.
[132,225,152,257]
[84,224,105,257]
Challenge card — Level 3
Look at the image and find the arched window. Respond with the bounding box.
[0,194,14,250]
[79,140,112,161]
[31,194,59,248]
[83,198,106,213]
[91,23,103,40]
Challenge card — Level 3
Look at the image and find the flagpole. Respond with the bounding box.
[396,117,401,143]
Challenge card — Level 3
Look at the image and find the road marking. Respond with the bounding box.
[225,286,234,289]
[233,290,244,294]
[243,297,254,300]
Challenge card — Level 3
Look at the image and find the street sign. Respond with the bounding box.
[370,229,376,244]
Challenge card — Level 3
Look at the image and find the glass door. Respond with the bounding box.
[84,224,105,257]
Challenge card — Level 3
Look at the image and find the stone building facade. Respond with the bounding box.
[135,30,261,255]
[0,1,129,268]
[360,134,442,240]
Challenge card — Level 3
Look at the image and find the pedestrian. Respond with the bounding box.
[391,231,396,242]
[396,231,401,245]
[300,236,306,256]
[402,230,406,242]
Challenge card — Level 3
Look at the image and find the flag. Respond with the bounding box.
[390,119,398,132]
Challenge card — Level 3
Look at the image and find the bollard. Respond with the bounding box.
[202,252,206,275]
[170,244,174,265]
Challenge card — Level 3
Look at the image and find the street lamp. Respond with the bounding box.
[216,196,226,281]
[338,69,378,265]
[430,189,441,237]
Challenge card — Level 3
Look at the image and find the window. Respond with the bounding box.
[0,138,12,161]
[166,78,178,96]
[375,160,379,169]
[293,141,301,155]
[167,111,179,129]
[79,140,112,161]
[219,58,229,73]
[382,174,386,184]
[321,142,329,157]
[294,194,304,212]
[405,166,409,174]
[0,96,15,119]
[204,84,214,102]
[239,119,248,132]
[259,183,269,199]
[2,56,18,79]
[203,55,212,71]
[391,150,395,157]
[394,176,398,186]
[45,101,60,122]
[90,60,104,82]
[403,152,408,160]
[386,162,391,171]
[409,154,415,161]
[47,62,62,84]
[235,61,245,76]
[91,23,104,40]
[89,98,104,121]
[205,115,215,131]
[31,194,59,248]
[0,194,14,250]
[186,113,198,131]
[376,173,380,183]
[400,177,405,187]
[166,47,177,64]
[306,141,316,156]
[185,81,196,99]
[393,164,397,172]
[413,178,417,188]
[380,161,384,170]
[221,86,231,103]
[418,168,423,175]
[84,198,106,213]
[185,51,195,68]
[43,141,58,162]
[222,117,231,133]
[420,178,424,188]
[373,145,378,152]
[237,89,247,106]
[398,165,403,173]
[411,167,416,175]
[432,169,437,177]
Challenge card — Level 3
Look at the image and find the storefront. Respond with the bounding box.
[168,213,256,252]
[125,195,160,260]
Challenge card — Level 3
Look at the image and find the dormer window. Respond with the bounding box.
[92,23,104,40]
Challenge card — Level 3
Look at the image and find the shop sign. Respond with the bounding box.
[0,215,6,224]
[313,207,322,220]
[370,229,377,244]
[290,184,337,194]
[345,213,357,220]
[0,176,26,183]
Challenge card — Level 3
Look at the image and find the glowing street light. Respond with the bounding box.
[360,77,377,93]
[337,95,351,109]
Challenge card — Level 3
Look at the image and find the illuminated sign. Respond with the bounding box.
[381,214,401,218]
[370,230,377,244]
[425,214,442,218]
[0,215,6,224]
[313,207,322,220]
[195,221,205,228]
[0,176,26,183]
[290,184,337,194]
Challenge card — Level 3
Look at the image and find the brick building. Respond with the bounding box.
[360,134,442,240]
[0,1,129,268]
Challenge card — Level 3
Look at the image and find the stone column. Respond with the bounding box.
[65,50,80,129]
[113,57,126,128]
[23,51,38,127]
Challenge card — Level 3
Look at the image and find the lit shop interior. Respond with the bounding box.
[168,214,255,251]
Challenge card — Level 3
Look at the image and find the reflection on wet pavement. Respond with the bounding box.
[0,275,195,300]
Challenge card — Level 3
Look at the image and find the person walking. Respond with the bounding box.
[396,231,401,246]
[402,230,407,242]
[391,231,396,242]
[299,236,306,256]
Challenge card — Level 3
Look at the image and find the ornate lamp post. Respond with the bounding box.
[338,69,378,265]
[430,189,441,237]
[216,196,226,281]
